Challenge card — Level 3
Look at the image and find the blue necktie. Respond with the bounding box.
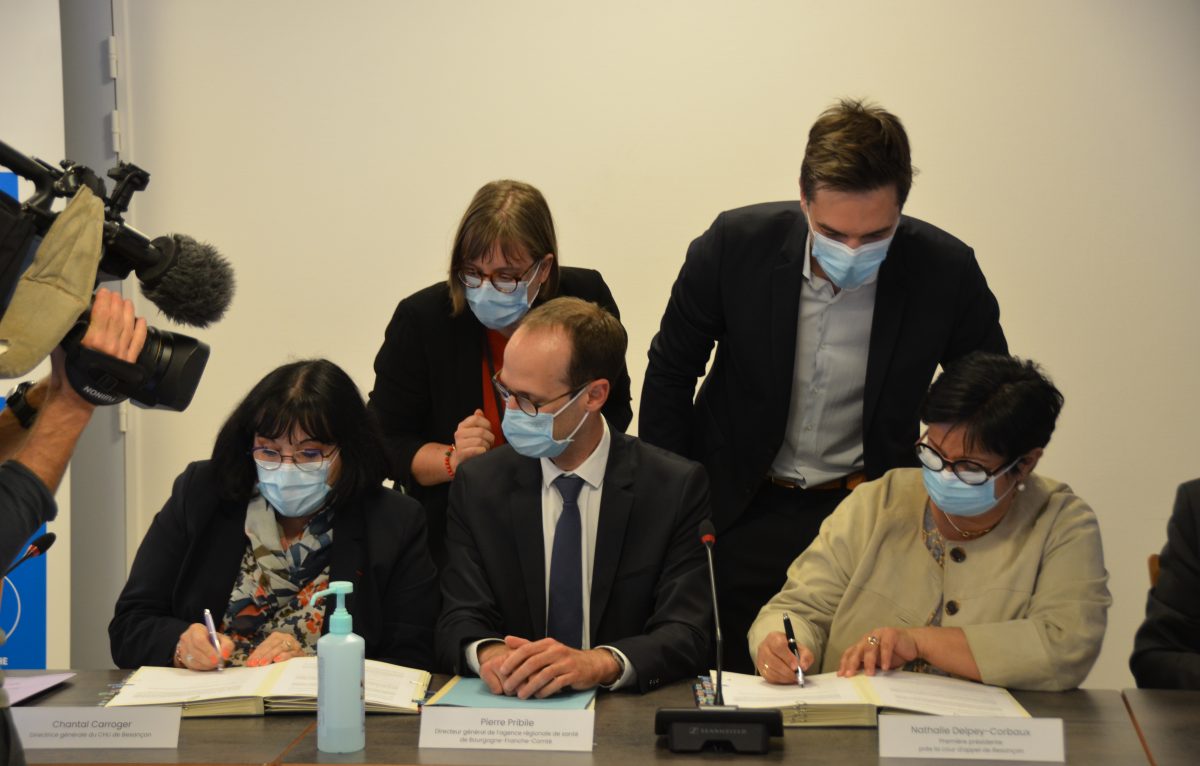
[547,474,585,648]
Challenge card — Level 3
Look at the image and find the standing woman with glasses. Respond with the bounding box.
[110,359,438,671]
[367,180,632,567]
[748,352,1111,691]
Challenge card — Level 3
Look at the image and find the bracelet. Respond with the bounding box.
[444,445,456,479]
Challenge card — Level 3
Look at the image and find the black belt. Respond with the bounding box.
[768,471,865,491]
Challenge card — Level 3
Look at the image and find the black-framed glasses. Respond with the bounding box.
[492,370,585,417]
[252,446,338,472]
[914,439,1012,486]
[457,256,545,294]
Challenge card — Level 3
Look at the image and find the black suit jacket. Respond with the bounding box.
[640,202,1007,530]
[436,431,711,693]
[1131,479,1200,689]
[368,267,633,564]
[109,461,440,671]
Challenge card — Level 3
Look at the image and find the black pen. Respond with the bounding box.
[783,614,805,686]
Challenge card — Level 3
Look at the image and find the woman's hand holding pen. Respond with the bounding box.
[174,623,233,671]
[756,630,814,685]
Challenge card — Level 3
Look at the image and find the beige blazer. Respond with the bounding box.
[748,469,1110,691]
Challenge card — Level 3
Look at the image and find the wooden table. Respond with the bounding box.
[1122,688,1200,766]
[277,679,1147,765]
[9,671,1151,765]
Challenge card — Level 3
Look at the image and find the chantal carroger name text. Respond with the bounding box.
[910,725,1031,737]
[52,720,133,730]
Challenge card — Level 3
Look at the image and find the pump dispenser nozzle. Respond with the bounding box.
[313,581,354,635]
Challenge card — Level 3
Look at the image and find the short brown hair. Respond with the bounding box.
[800,98,913,207]
[447,180,560,315]
[519,297,627,388]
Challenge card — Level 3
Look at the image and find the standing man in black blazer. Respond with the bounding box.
[640,99,1008,672]
[438,297,710,695]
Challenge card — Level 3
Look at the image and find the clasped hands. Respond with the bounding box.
[174,624,305,671]
[756,626,919,684]
[477,635,621,699]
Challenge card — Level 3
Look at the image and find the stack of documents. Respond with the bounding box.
[715,670,1029,727]
[106,658,429,718]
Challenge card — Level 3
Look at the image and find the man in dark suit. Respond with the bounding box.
[438,297,711,696]
[640,99,1008,672]
[1131,479,1200,689]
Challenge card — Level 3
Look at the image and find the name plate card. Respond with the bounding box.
[879,716,1064,762]
[419,706,594,752]
[12,706,181,750]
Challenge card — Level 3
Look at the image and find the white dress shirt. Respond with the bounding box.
[769,233,876,487]
[465,417,636,689]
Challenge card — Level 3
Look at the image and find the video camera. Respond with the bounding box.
[0,139,234,411]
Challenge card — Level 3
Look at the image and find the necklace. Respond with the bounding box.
[933,502,997,540]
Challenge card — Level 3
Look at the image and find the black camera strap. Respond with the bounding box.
[60,323,146,406]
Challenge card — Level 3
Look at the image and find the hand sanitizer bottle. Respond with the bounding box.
[313,581,365,753]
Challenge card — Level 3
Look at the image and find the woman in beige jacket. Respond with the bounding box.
[750,353,1110,691]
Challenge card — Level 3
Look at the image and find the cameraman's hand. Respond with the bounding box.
[83,287,147,363]
[50,288,147,408]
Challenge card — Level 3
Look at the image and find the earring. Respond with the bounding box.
[1017,482,1026,492]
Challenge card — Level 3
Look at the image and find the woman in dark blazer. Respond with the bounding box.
[110,359,438,671]
[368,180,632,567]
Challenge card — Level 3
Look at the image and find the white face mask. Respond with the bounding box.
[809,227,894,290]
[256,462,331,517]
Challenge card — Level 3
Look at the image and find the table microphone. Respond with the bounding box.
[653,521,782,754]
[4,532,56,577]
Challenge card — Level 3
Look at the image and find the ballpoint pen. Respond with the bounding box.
[203,608,224,671]
[783,614,804,686]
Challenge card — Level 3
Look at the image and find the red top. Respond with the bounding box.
[480,330,508,447]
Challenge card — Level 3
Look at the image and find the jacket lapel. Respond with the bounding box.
[863,218,911,436]
[452,313,487,413]
[589,434,635,642]
[329,502,366,625]
[510,455,548,638]
[769,216,807,418]
[180,500,253,622]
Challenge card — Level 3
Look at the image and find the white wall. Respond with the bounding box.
[111,0,1200,689]
[0,0,70,668]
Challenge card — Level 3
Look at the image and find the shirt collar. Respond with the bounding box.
[541,416,610,491]
[802,228,839,290]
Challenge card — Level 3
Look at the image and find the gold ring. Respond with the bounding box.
[763,663,769,671]
[867,635,880,647]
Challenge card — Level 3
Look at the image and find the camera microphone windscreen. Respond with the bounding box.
[139,234,234,328]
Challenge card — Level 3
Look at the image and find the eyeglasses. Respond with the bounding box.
[457,257,545,294]
[492,370,585,417]
[914,439,1012,486]
[252,446,338,472]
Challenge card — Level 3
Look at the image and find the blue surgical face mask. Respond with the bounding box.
[464,261,544,331]
[256,462,332,518]
[922,459,1020,518]
[501,387,589,459]
[809,227,894,290]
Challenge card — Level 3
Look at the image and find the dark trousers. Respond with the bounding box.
[713,482,850,674]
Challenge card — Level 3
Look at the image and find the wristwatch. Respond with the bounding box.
[6,381,38,429]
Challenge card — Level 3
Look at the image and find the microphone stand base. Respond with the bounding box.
[654,706,783,754]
